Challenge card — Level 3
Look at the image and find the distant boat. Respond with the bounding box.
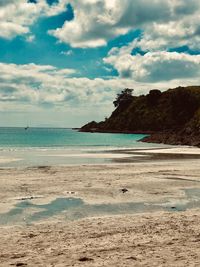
[24,126,29,130]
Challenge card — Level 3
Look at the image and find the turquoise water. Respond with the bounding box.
[0,127,147,148]
[0,127,165,167]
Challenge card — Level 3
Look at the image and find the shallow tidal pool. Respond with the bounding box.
[1,188,200,226]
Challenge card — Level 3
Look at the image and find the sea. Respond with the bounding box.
[0,127,165,167]
[0,128,175,225]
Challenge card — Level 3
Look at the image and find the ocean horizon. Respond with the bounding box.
[0,127,150,149]
[0,127,165,167]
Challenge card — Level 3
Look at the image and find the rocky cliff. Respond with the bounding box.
[80,86,200,147]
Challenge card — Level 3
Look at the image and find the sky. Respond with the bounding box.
[0,0,200,127]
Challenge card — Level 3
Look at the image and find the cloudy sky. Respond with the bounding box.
[0,0,200,127]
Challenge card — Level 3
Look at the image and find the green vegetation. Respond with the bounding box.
[80,86,200,146]
[113,88,134,108]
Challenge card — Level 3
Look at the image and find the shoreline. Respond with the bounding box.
[0,145,200,168]
[79,128,200,148]
[79,128,154,135]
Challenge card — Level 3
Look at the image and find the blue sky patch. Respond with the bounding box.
[168,46,200,55]
[28,0,37,3]
[46,0,59,5]
[36,4,74,31]
[131,47,147,56]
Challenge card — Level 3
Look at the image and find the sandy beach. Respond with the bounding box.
[2,0,200,265]
[0,150,200,266]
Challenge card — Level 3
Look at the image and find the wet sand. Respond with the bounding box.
[0,151,200,266]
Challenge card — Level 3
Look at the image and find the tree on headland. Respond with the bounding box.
[113,88,134,107]
[80,86,200,146]
[147,89,162,106]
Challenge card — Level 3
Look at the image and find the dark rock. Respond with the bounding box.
[120,188,129,193]
[79,121,99,132]
[15,263,27,266]
[78,257,94,262]
[28,233,37,238]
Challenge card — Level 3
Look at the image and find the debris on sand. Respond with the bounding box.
[78,257,94,262]
[120,188,129,193]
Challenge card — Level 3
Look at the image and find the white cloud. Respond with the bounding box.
[49,0,200,49]
[1,1,200,126]
[50,0,170,47]
[0,61,198,109]
[104,46,200,82]
[1,61,199,126]
[1,0,200,52]
[99,0,200,83]
[0,0,69,40]
[0,62,76,104]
